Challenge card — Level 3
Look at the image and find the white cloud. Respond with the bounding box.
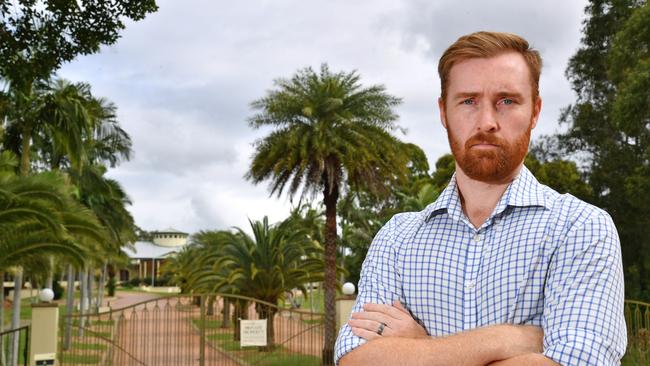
[59,0,589,233]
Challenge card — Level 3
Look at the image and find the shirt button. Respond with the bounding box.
[465,280,476,289]
[473,234,481,242]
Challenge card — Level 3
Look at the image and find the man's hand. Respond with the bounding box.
[348,300,428,340]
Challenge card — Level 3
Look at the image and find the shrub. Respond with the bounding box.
[52,279,64,300]
[107,277,116,297]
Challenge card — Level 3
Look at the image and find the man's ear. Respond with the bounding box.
[531,96,542,130]
[438,97,447,130]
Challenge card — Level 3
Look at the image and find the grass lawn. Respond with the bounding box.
[622,344,649,366]
[71,342,108,351]
[205,328,321,366]
[59,353,101,364]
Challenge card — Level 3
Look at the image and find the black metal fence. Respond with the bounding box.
[0,325,30,366]
[59,294,324,366]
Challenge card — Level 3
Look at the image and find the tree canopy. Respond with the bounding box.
[0,0,158,87]
[551,0,650,299]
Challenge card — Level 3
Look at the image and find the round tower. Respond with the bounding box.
[152,228,189,247]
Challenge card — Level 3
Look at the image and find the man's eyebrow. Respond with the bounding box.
[450,91,527,100]
[451,92,480,100]
[496,91,525,99]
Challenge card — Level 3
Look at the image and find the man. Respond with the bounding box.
[335,31,626,366]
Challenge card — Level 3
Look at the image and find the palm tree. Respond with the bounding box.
[1,77,133,354]
[0,160,106,365]
[219,217,323,350]
[247,64,412,362]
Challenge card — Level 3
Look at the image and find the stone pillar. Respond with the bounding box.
[335,295,356,331]
[30,302,59,365]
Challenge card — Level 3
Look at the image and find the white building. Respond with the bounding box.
[121,228,189,286]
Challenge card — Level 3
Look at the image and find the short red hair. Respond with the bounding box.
[438,31,542,101]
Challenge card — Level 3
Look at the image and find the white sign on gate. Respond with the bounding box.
[240,319,267,347]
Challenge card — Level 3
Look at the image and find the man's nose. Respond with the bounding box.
[476,103,498,132]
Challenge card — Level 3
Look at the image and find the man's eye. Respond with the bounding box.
[463,99,474,105]
[499,98,514,105]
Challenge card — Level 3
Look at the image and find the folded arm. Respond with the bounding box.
[340,324,554,366]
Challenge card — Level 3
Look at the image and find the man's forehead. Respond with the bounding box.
[446,53,534,96]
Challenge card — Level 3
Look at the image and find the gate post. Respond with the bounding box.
[30,301,59,365]
[199,295,206,366]
[335,283,357,331]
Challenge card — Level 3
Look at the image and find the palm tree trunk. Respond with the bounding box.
[63,265,75,350]
[206,295,214,316]
[87,268,94,313]
[79,268,86,337]
[97,263,107,310]
[9,268,23,366]
[20,123,31,177]
[322,180,339,366]
[233,300,248,341]
[259,304,277,352]
[221,298,231,328]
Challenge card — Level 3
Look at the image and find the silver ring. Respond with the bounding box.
[376,322,386,335]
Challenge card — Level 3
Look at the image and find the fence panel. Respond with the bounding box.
[0,325,30,366]
[59,293,325,366]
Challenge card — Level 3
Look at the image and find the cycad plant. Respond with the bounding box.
[187,217,325,350]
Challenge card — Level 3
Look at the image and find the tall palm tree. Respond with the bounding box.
[247,64,412,362]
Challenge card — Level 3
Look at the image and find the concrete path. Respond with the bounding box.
[108,294,239,366]
[68,292,325,365]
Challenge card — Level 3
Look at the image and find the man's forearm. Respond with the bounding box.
[488,353,560,366]
[339,325,539,366]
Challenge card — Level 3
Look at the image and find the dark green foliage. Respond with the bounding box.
[107,276,116,297]
[52,279,64,300]
[0,0,158,87]
[524,155,593,202]
[339,153,449,285]
[547,0,650,300]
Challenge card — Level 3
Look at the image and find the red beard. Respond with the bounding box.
[449,129,530,184]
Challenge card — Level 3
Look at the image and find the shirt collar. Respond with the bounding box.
[424,165,550,223]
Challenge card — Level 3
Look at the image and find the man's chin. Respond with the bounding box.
[460,160,515,184]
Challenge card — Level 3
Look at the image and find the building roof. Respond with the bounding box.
[154,227,189,235]
[123,241,184,259]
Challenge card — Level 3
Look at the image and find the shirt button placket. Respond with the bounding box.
[463,231,483,329]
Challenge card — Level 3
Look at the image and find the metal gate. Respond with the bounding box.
[0,325,29,366]
[59,294,324,366]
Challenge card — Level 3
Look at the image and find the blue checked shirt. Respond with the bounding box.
[335,167,627,365]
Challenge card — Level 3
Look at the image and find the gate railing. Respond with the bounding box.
[0,325,29,366]
[59,293,324,366]
[624,300,650,364]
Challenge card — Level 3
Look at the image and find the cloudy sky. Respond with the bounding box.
[59,0,588,234]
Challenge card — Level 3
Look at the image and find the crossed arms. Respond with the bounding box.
[339,301,559,366]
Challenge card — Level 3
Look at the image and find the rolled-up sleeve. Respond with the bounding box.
[334,215,403,365]
[543,210,627,365]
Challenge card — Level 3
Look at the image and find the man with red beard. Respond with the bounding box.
[335,32,626,366]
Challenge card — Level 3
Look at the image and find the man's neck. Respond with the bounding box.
[455,165,522,229]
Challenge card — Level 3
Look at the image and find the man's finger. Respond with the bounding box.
[350,326,380,341]
[348,318,383,332]
[350,311,392,328]
[363,302,407,320]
